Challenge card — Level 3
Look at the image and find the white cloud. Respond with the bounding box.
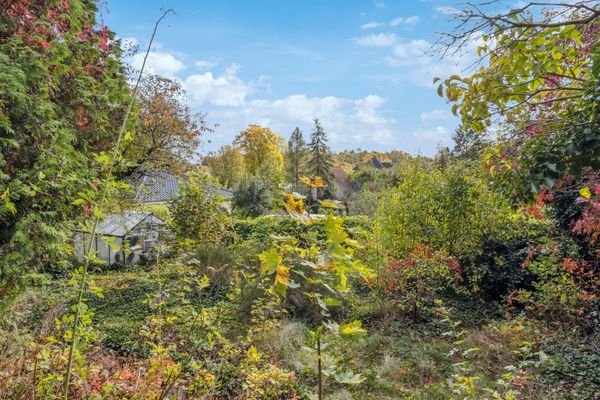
[119,36,139,50]
[390,15,419,27]
[384,39,430,67]
[204,93,394,147]
[184,64,253,107]
[354,33,397,47]
[194,60,216,70]
[412,126,450,141]
[436,6,460,15]
[355,95,388,124]
[374,1,385,8]
[390,17,404,26]
[374,36,481,86]
[420,109,452,123]
[130,51,186,76]
[361,21,385,29]
[177,62,394,148]
[404,16,420,25]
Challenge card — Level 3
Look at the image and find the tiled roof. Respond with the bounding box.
[131,171,234,203]
[133,171,181,203]
[353,157,393,171]
[332,166,352,193]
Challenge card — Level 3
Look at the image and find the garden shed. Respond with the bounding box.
[74,212,166,265]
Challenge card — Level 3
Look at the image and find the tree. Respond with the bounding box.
[0,0,130,296]
[307,118,334,198]
[206,145,246,189]
[286,127,307,190]
[169,171,232,244]
[233,176,273,218]
[436,1,600,293]
[436,1,600,195]
[123,75,209,174]
[375,159,515,291]
[233,124,284,183]
[451,125,489,160]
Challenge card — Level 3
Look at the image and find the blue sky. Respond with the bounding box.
[103,0,472,156]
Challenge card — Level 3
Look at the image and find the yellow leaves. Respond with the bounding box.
[258,248,282,275]
[259,247,292,296]
[579,186,592,199]
[319,199,340,209]
[284,193,305,214]
[245,345,262,364]
[275,265,290,286]
[300,175,325,188]
[338,320,367,340]
[233,124,284,176]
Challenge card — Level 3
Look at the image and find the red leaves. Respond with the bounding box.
[521,244,542,268]
[522,188,554,220]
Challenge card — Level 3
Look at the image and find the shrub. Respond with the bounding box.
[233,177,274,218]
[169,171,233,244]
[375,160,516,293]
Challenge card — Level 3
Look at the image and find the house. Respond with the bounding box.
[331,165,353,200]
[130,170,234,208]
[74,212,166,265]
[352,156,393,171]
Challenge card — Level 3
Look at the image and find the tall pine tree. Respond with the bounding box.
[307,118,333,199]
[286,127,306,190]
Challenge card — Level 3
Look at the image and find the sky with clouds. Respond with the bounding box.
[104,0,475,156]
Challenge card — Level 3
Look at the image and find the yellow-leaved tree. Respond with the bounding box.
[233,124,284,183]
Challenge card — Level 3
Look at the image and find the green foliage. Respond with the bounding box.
[0,0,131,298]
[233,176,274,218]
[169,171,233,244]
[540,343,600,399]
[287,126,307,190]
[376,159,514,261]
[307,118,334,196]
[438,4,600,196]
[258,196,372,397]
[206,144,246,189]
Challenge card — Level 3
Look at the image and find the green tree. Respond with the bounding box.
[436,1,600,195]
[169,171,232,244]
[286,127,307,190]
[451,125,489,160]
[233,177,273,218]
[375,159,515,289]
[0,0,130,297]
[206,144,246,189]
[307,118,334,199]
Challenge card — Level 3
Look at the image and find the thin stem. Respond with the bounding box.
[317,333,322,400]
[61,9,174,399]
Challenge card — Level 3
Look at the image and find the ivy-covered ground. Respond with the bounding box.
[3,258,598,399]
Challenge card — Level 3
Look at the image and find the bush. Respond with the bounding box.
[375,160,517,293]
[233,177,274,218]
[234,215,370,243]
[169,171,233,244]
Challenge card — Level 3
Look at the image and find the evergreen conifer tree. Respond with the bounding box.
[287,127,307,190]
[307,118,334,199]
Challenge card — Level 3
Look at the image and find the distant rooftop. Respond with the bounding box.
[130,171,234,204]
[132,171,181,203]
[353,157,393,171]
